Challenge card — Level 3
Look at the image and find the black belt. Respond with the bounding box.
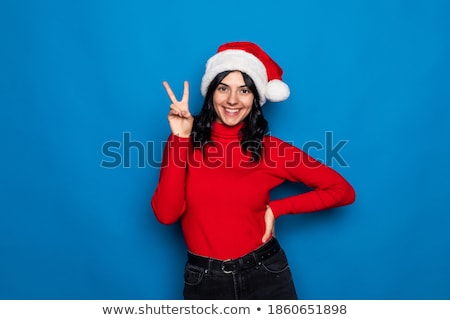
[187,238,281,274]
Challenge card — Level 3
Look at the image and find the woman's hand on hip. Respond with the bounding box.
[163,81,193,138]
[262,205,275,243]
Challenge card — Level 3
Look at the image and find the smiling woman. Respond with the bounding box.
[213,71,254,126]
[151,41,355,300]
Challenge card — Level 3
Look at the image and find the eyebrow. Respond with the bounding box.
[218,82,248,88]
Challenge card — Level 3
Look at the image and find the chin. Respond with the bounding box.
[221,118,244,127]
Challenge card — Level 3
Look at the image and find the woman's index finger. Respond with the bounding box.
[162,81,178,103]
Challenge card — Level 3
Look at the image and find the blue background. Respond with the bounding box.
[1,0,449,299]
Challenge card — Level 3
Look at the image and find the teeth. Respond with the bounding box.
[225,108,239,113]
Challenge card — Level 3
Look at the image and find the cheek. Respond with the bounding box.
[243,97,254,110]
[213,94,225,108]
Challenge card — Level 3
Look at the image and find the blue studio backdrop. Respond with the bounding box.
[1,0,449,299]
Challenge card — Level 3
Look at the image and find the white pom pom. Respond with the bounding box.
[265,79,290,102]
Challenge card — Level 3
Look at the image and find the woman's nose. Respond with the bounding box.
[227,90,238,105]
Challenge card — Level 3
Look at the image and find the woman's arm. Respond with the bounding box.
[151,134,190,224]
[267,138,356,218]
[152,81,193,224]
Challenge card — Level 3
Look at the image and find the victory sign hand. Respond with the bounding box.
[163,81,193,138]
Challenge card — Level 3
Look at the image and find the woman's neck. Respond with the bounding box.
[211,121,244,140]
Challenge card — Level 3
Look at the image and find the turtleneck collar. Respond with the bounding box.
[211,121,244,140]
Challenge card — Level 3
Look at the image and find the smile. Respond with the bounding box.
[224,108,240,114]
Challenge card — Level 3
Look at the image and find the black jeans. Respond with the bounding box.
[183,238,298,300]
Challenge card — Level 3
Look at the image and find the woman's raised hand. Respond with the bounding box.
[163,81,193,138]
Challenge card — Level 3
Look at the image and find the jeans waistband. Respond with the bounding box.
[187,237,281,274]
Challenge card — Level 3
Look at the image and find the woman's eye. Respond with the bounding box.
[217,86,228,92]
[240,88,250,94]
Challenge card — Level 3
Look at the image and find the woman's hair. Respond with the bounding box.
[192,70,268,161]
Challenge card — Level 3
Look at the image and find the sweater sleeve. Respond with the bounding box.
[267,138,356,218]
[151,134,190,224]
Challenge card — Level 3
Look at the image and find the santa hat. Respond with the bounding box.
[200,41,290,106]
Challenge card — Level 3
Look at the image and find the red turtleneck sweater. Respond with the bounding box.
[151,122,355,260]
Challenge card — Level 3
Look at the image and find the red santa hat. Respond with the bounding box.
[200,41,290,106]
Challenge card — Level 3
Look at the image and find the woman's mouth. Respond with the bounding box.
[224,108,240,116]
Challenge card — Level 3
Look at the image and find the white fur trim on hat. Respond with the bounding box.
[201,49,269,105]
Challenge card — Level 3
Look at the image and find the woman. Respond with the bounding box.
[151,41,355,300]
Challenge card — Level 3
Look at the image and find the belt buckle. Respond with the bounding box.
[221,259,235,274]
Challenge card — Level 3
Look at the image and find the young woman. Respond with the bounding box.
[151,42,355,300]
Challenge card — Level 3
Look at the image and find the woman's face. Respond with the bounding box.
[213,71,254,126]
